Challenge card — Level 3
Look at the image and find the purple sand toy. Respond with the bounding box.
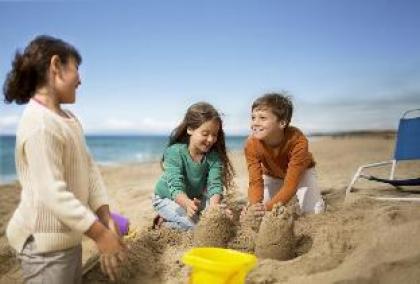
[111,212,130,236]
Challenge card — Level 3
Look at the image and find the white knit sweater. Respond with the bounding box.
[6,100,109,253]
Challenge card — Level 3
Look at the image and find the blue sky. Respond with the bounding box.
[1,0,419,135]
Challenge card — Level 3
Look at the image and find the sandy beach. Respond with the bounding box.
[1,134,420,283]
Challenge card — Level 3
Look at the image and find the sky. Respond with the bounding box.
[0,0,419,135]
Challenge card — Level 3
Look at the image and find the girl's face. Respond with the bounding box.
[54,57,81,104]
[251,107,286,141]
[187,119,220,155]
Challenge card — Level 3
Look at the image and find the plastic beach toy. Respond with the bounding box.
[182,247,257,284]
[110,212,130,236]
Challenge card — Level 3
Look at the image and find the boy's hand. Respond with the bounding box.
[240,202,266,222]
[252,202,266,217]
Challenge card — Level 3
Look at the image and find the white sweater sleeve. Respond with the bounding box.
[87,152,110,212]
[25,128,97,233]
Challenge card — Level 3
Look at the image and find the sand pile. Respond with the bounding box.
[84,227,191,284]
[0,240,17,276]
[228,203,262,253]
[83,197,420,284]
[193,206,234,247]
[247,197,420,283]
[255,204,295,261]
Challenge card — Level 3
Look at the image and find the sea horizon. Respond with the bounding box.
[0,130,396,185]
[0,134,248,185]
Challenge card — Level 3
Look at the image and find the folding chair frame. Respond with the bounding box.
[345,108,420,202]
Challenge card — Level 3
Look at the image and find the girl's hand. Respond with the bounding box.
[86,221,127,282]
[209,194,221,207]
[185,198,200,218]
[96,205,122,236]
[107,217,122,238]
[98,231,127,282]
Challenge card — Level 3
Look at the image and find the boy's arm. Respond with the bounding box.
[25,128,97,233]
[244,139,264,204]
[266,135,310,210]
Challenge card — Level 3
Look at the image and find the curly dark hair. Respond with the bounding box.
[163,102,236,192]
[3,35,82,105]
[252,92,293,127]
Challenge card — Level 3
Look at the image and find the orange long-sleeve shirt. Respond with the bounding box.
[244,126,315,210]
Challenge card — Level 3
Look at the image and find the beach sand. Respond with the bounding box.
[1,134,420,283]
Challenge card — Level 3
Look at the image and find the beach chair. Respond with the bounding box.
[345,109,420,201]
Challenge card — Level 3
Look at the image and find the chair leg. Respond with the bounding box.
[345,167,363,198]
[390,160,396,180]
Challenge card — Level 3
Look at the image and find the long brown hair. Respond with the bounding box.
[3,35,82,105]
[164,102,235,191]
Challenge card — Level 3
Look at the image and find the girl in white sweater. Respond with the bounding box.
[3,35,126,283]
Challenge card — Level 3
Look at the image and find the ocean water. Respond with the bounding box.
[0,135,247,184]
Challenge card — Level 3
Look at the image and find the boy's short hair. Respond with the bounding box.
[252,92,294,126]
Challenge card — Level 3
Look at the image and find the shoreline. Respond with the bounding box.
[0,132,396,185]
[0,149,245,187]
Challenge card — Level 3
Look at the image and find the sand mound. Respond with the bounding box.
[193,206,234,247]
[255,204,295,261]
[246,197,420,283]
[84,227,191,283]
[0,240,17,276]
[228,203,261,253]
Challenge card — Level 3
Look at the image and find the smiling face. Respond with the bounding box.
[187,119,220,155]
[251,107,286,142]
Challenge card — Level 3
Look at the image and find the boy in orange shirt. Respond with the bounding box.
[244,93,325,215]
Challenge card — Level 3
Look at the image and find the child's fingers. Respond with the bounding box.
[109,255,120,280]
[254,210,266,217]
[190,202,199,212]
[103,254,117,282]
[100,255,113,282]
[188,208,197,218]
[100,255,106,275]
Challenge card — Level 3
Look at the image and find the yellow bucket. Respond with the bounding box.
[182,247,257,284]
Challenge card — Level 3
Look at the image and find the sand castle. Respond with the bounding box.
[193,206,234,248]
[255,204,295,261]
